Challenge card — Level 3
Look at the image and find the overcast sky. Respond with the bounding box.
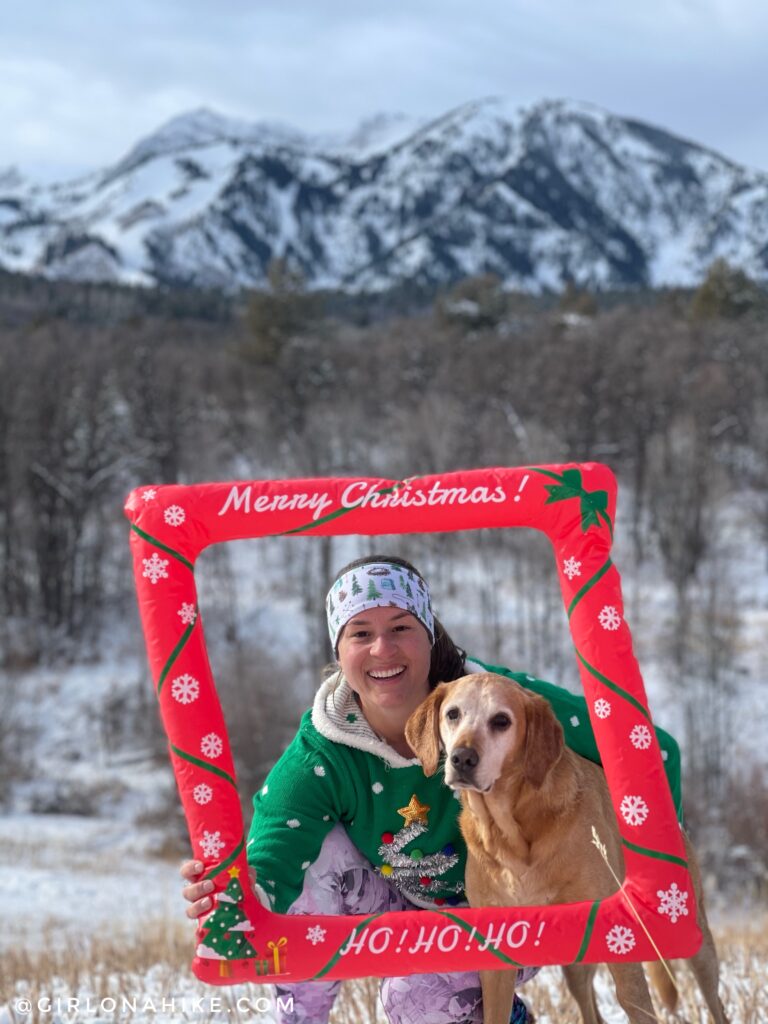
[4,0,768,182]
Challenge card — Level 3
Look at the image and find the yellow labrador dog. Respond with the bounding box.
[405,672,729,1024]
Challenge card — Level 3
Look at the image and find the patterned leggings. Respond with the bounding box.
[273,824,537,1024]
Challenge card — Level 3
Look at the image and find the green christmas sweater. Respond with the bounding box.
[246,661,683,915]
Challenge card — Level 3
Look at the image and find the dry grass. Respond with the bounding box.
[1,917,191,986]
[522,914,768,1024]
[2,916,766,1023]
[1,918,191,1022]
[331,979,385,1024]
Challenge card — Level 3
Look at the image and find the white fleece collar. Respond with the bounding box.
[311,672,421,769]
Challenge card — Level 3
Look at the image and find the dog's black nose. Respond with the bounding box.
[450,746,479,773]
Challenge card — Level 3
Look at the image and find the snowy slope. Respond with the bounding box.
[2,98,767,291]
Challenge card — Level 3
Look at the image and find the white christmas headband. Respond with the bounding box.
[326,562,435,652]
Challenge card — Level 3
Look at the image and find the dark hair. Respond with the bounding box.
[331,554,466,687]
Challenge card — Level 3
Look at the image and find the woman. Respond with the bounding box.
[182,555,537,1023]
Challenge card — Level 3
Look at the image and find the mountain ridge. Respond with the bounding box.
[1,97,766,292]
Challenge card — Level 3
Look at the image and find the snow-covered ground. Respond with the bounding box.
[0,813,183,952]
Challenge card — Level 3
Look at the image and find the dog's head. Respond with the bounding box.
[405,672,563,793]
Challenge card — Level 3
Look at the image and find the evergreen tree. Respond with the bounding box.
[244,259,324,363]
[691,259,765,320]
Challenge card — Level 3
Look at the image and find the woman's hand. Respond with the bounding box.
[180,860,258,919]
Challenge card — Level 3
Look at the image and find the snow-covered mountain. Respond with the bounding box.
[2,98,767,292]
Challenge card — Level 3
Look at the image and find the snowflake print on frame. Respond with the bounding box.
[306,925,327,946]
[142,552,169,584]
[598,605,622,631]
[657,882,689,923]
[164,505,186,527]
[201,732,224,758]
[630,724,652,750]
[606,925,636,956]
[178,602,197,625]
[594,698,611,719]
[194,783,213,805]
[199,830,226,859]
[563,556,582,580]
[620,794,649,827]
[171,674,200,705]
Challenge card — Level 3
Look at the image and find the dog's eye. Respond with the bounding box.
[490,714,511,731]
[445,707,460,721]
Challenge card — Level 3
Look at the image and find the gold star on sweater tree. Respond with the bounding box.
[397,794,430,827]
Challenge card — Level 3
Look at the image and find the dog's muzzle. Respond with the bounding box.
[449,745,479,779]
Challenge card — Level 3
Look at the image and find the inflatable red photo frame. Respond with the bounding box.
[124,464,701,985]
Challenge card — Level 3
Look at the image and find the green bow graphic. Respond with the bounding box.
[538,468,612,534]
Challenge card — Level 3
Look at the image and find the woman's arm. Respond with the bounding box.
[180,714,351,917]
[245,730,347,913]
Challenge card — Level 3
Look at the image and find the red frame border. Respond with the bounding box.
[125,464,701,984]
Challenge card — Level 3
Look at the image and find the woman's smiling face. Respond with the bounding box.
[336,605,432,724]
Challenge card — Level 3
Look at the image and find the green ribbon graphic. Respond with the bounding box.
[533,468,612,535]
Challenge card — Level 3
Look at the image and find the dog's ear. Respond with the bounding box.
[405,684,448,777]
[522,692,564,788]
